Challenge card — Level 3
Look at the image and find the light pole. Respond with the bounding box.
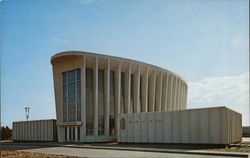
[24,107,30,121]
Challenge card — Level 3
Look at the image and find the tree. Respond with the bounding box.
[0,126,12,140]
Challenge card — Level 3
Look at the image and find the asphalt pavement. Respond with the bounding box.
[2,143,249,158]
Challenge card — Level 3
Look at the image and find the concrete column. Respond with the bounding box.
[67,127,70,141]
[172,76,177,110]
[179,79,182,110]
[93,57,98,137]
[182,84,186,109]
[148,70,156,112]
[179,81,182,109]
[141,67,148,112]
[104,59,110,136]
[60,127,64,142]
[168,76,173,111]
[75,126,78,142]
[71,127,74,141]
[165,74,170,111]
[161,75,167,111]
[184,84,188,109]
[125,63,131,113]
[181,81,184,109]
[155,72,162,111]
[176,79,180,110]
[115,61,121,138]
[134,64,141,113]
[80,55,86,141]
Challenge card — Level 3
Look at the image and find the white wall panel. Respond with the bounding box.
[181,110,190,143]
[127,116,134,142]
[199,109,209,144]
[148,112,156,142]
[140,112,148,142]
[155,112,164,143]
[133,113,141,142]
[163,111,172,143]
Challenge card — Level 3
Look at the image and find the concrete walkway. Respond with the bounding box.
[2,143,250,158]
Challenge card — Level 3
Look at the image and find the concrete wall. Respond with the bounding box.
[118,106,242,144]
[12,119,57,142]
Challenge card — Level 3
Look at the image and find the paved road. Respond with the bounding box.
[2,144,248,158]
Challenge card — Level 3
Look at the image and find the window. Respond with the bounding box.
[130,74,134,113]
[139,76,142,112]
[77,127,80,141]
[98,69,105,136]
[86,68,94,136]
[120,72,125,114]
[64,127,67,141]
[109,71,115,136]
[73,127,75,141]
[63,69,81,122]
[69,127,72,141]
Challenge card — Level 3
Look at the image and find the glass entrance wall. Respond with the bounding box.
[62,69,81,122]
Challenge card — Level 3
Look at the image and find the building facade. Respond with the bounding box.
[51,51,188,142]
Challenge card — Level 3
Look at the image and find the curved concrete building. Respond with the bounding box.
[51,51,188,142]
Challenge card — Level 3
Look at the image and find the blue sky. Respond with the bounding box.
[1,0,249,127]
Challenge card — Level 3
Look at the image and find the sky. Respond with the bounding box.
[0,0,249,127]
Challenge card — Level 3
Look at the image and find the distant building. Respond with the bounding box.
[243,126,250,137]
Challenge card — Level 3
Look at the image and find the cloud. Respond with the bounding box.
[75,0,96,3]
[69,0,107,4]
[53,37,70,44]
[231,36,249,52]
[187,72,249,126]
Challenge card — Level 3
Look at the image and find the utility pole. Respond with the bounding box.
[24,107,30,121]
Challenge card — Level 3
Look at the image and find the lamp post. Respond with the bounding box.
[25,107,30,121]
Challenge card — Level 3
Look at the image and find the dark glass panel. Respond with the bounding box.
[139,76,142,112]
[86,68,94,136]
[65,128,67,141]
[131,74,134,113]
[98,69,105,135]
[63,72,67,84]
[120,72,125,114]
[68,70,76,83]
[77,127,80,141]
[77,81,81,121]
[69,127,72,141]
[77,69,81,80]
[63,84,68,122]
[73,127,75,141]
[109,71,115,136]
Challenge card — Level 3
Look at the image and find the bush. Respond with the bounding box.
[1,126,12,140]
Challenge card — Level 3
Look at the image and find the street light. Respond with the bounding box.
[24,107,30,121]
